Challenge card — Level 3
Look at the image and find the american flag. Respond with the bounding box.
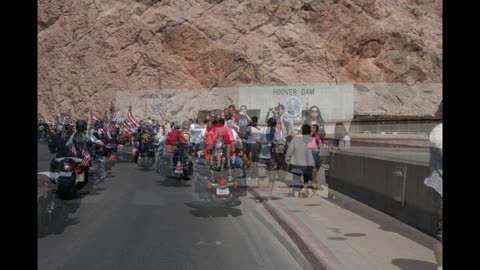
[49,114,56,126]
[64,113,73,125]
[90,111,101,125]
[81,148,91,167]
[38,114,47,124]
[110,100,117,125]
[91,111,109,137]
[123,105,140,136]
[110,100,117,137]
[102,114,113,140]
[56,114,64,125]
[70,145,77,156]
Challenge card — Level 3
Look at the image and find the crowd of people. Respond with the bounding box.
[39,103,329,198]
[188,104,329,200]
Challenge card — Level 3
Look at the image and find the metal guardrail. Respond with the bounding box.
[327,150,439,238]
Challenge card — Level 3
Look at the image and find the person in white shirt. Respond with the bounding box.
[229,125,246,177]
[254,117,276,200]
[245,116,262,164]
[424,123,442,270]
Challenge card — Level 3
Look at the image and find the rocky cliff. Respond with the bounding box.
[38,0,442,121]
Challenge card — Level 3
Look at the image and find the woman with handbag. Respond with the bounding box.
[304,106,326,139]
[307,124,323,196]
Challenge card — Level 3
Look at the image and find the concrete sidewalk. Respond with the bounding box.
[246,178,439,270]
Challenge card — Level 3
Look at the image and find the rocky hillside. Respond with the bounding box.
[38,0,442,120]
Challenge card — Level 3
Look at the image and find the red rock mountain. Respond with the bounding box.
[38,0,442,120]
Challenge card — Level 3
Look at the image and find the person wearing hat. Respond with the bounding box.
[66,120,106,182]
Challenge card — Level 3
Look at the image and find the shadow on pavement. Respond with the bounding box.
[344,233,367,237]
[156,178,192,188]
[324,193,435,250]
[37,190,81,239]
[185,202,243,218]
[135,166,155,172]
[37,166,109,239]
[115,159,134,164]
[328,237,348,241]
[84,186,106,196]
[391,258,437,270]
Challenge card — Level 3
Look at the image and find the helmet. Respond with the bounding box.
[181,121,189,130]
[172,122,180,130]
[76,120,87,132]
[56,124,64,133]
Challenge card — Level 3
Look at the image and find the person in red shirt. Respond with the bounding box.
[165,123,189,167]
[216,118,235,154]
[203,119,217,161]
[165,125,186,148]
[165,123,186,153]
[207,117,236,169]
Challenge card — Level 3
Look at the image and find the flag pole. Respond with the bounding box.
[87,110,91,130]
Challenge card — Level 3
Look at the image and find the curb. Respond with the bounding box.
[264,200,344,270]
[251,200,316,270]
[246,178,344,270]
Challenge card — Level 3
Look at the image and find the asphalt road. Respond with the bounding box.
[37,144,303,270]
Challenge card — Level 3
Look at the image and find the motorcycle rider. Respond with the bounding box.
[49,124,76,175]
[94,127,117,162]
[209,117,235,170]
[204,117,219,165]
[165,122,190,167]
[66,120,106,182]
[134,123,154,164]
[64,124,74,139]
[48,124,71,156]
[38,123,51,142]
[180,121,192,155]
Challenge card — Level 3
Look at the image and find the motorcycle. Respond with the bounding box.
[50,157,88,200]
[138,140,155,169]
[170,141,193,179]
[194,153,246,207]
[102,142,117,170]
[157,141,193,180]
[116,143,134,162]
[38,124,51,143]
